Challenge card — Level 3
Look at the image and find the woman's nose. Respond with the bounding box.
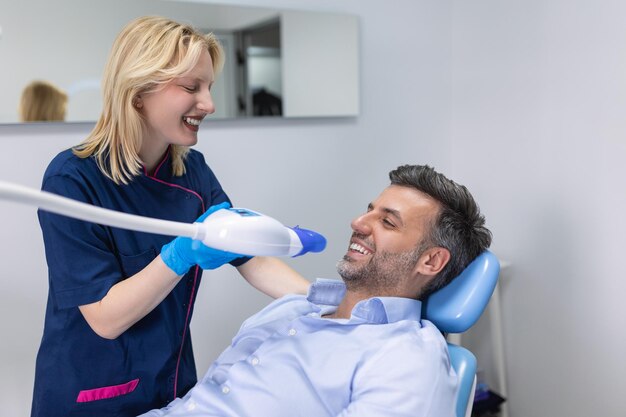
[198,90,215,114]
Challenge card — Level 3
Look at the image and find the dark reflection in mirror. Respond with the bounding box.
[245,20,283,117]
[220,18,283,117]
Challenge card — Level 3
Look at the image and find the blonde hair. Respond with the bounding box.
[19,80,68,122]
[73,16,224,184]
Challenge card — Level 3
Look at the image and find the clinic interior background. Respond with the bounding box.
[1,0,625,416]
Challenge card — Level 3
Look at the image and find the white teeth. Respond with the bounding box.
[349,243,371,255]
[183,117,201,126]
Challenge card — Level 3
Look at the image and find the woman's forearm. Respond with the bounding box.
[79,256,182,339]
[237,257,310,299]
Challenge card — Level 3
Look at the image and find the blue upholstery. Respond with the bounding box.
[448,344,477,417]
[422,251,500,417]
[422,251,500,334]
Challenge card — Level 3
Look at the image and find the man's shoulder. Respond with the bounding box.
[240,293,310,329]
[369,319,449,358]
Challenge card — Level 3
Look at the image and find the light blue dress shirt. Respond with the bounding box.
[139,278,458,417]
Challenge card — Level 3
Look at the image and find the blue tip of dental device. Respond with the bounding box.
[291,226,327,257]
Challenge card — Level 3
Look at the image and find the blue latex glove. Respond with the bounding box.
[161,202,241,275]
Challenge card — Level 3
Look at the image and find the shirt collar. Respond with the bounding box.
[307,278,422,324]
[142,146,172,180]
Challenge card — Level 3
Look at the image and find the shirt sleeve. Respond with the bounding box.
[334,330,458,417]
[39,174,123,309]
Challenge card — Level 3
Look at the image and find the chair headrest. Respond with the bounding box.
[422,251,500,334]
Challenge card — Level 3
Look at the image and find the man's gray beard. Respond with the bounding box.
[336,248,422,293]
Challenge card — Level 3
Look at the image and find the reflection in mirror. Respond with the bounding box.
[244,20,283,117]
[0,0,359,124]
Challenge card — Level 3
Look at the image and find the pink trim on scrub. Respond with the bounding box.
[148,176,204,203]
[76,378,139,403]
[151,150,170,177]
[173,265,200,397]
[146,170,205,399]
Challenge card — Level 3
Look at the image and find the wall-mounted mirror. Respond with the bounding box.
[0,0,359,124]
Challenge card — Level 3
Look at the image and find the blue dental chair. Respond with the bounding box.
[422,251,500,417]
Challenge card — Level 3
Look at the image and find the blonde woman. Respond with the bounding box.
[19,80,68,122]
[31,16,309,417]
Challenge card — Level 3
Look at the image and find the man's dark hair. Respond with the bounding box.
[389,165,492,297]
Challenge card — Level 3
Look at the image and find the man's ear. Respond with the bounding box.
[415,247,450,277]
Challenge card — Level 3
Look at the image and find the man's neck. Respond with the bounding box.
[325,290,370,319]
[324,284,420,319]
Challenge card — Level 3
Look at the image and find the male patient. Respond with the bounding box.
[140,164,492,417]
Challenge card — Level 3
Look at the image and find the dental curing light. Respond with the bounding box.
[0,180,326,257]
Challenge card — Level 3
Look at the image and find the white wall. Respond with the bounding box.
[281,10,359,117]
[451,0,626,416]
[0,1,453,415]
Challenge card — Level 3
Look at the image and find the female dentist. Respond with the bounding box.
[30,16,309,417]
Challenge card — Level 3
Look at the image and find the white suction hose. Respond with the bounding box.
[0,180,198,238]
[0,180,326,257]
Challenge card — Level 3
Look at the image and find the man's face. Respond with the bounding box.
[336,185,441,293]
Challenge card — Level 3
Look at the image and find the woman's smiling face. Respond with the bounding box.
[138,48,216,160]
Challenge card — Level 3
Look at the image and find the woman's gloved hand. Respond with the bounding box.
[160,202,241,275]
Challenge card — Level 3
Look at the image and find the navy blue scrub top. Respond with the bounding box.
[31,148,247,417]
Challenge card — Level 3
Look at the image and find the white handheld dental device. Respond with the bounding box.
[0,180,326,257]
